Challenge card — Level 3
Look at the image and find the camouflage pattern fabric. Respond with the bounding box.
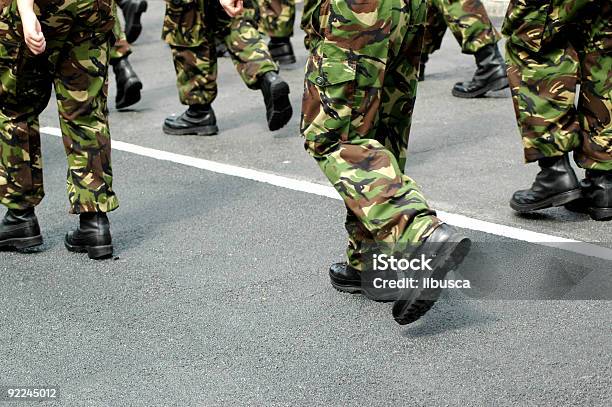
[0,0,119,214]
[162,0,278,106]
[258,0,295,38]
[111,2,131,62]
[301,0,441,270]
[423,0,500,56]
[300,0,319,50]
[503,0,612,171]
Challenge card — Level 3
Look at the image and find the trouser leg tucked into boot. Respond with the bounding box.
[0,208,43,250]
[510,155,582,213]
[452,44,509,98]
[65,213,113,260]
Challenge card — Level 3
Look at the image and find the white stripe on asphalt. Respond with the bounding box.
[41,126,612,261]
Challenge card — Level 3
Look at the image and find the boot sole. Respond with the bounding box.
[273,54,297,65]
[65,241,113,260]
[163,124,219,136]
[393,237,471,325]
[0,234,43,250]
[452,77,509,98]
[590,207,612,221]
[330,279,395,303]
[510,188,583,213]
[125,1,147,44]
[116,78,142,109]
[266,80,292,131]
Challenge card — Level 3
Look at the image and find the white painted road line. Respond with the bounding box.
[41,126,612,261]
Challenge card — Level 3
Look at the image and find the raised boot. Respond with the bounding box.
[392,224,471,325]
[118,0,148,44]
[510,155,582,213]
[329,262,395,302]
[112,57,142,109]
[566,170,612,221]
[259,71,292,131]
[0,208,43,250]
[65,213,113,260]
[452,44,509,98]
[268,37,296,65]
[163,105,219,136]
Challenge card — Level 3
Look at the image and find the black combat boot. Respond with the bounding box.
[392,224,471,325]
[329,262,395,302]
[566,170,612,221]
[259,71,292,131]
[452,44,509,98]
[112,57,142,109]
[268,37,296,65]
[0,208,43,250]
[65,213,113,260]
[510,155,583,213]
[163,104,218,136]
[118,0,148,44]
[418,54,428,82]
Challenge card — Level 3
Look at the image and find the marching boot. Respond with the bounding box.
[112,56,142,109]
[392,224,471,325]
[418,54,428,82]
[118,0,148,44]
[65,213,113,260]
[268,37,296,65]
[0,208,43,250]
[566,170,612,221]
[259,71,292,131]
[163,104,219,136]
[329,262,395,302]
[452,44,509,98]
[510,155,583,213]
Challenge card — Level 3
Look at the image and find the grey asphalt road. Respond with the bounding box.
[1,3,611,406]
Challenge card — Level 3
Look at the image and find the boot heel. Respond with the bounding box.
[86,245,113,260]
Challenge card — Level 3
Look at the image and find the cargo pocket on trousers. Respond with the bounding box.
[162,0,206,47]
[501,0,552,52]
[302,55,357,157]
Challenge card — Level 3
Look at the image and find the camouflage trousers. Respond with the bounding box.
[111,2,131,62]
[301,0,440,271]
[503,0,612,171]
[0,0,119,213]
[162,0,278,106]
[423,0,500,56]
[258,0,295,38]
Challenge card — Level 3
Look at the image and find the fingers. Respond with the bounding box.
[222,0,243,17]
[25,31,46,55]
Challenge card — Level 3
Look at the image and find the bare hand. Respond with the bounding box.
[21,11,46,55]
[219,0,243,17]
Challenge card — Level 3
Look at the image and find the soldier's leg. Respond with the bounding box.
[572,1,612,221]
[0,34,49,249]
[428,0,507,97]
[423,2,447,57]
[304,0,470,323]
[259,0,297,64]
[162,0,219,136]
[302,0,438,251]
[53,37,119,215]
[110,2,142,110]
[0,26,52,212]
[504,2,583,213]
[217,1,292,131]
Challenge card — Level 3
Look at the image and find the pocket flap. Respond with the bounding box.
[307,58,356,87]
